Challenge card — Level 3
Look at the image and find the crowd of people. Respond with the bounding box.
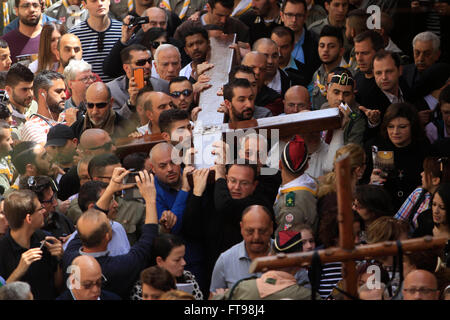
[0,0,449,301]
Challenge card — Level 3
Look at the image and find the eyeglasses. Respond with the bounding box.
[151,41,168,49]
[41,193,57,204]
[283,12,305,19]
[87,102,109,109]
[133,58,152,67]
[19,3,40,9]
[227,177,252,188]
[81,274,107,290]
[86,141,114,151]
[75,75,96,84]
[170,89,193,98]
[403,287,438,295]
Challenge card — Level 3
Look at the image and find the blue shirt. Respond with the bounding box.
[3,15,57,35]
[154,176,189,235]
[292,28,305,64]
[210,240,270,292]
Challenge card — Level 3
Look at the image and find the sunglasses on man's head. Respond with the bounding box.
[134,58,152,67]
[170,89,193,98]
[87,102,109,109]
[151,41,168,49]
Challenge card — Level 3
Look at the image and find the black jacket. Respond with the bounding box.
[300,28,321,84]
[239,10,283,45]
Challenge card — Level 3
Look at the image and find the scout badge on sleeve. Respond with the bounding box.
[286,192,295,207]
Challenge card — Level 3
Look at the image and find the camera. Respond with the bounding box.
[128,16,149,28]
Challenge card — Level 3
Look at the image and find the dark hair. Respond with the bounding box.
[150,233,185,266]
[11,141,38,175]
[404,249,440,273]
[158,108,190,134]
[354,30,384,52]
[223,78,252,102]
[208,0,234,10]
[135,86,154,108]
[329,66,354,87]
[0,104,11,121]
[18,175,56,202]
[122,152,148,171]
[141,28,168,52]
[225,162,258,182]
[6,63,34,88]
[78,180,108,212]
[423,157,450,184]
[271,26,295,45]
[229,65,255,82]
[182,26,209,44]
[88,153,121,179]
[354,184,394,220]
[439,84,450,105]
[434,183,450,226]
[281,0,306,12]
[318,209,339,248]
[380,102,425,143]
[4,190,38,230]
[120,44,149,64]
[140,266,176,292]
[0,39,8,48]
[373,50,401,69]
[33,70,65,99]
[169,76,190,88]
[0,71,8,89]
[78,209,110,248]
[346,9,369,35]
[319,25,344,47]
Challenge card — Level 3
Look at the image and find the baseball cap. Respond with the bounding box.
[45,124,75,147]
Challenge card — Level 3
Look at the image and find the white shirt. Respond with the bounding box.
[267,69,282,94]
[180,62,193,79]
[137,122,152,135]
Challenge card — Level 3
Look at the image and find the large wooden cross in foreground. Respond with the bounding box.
[249,154,449,299]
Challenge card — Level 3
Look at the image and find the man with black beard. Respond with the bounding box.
[223,78,257,123]
[19,71,67,145]
[1,0,43,63]
[179,27,210,80]
[56,34,83,74]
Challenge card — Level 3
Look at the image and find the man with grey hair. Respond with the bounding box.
[19,71,68,145]
[403,31,442,89]
[0,281,33,300]
[107,44,169,120]
[154,43,182,81]
[64,59,96,112]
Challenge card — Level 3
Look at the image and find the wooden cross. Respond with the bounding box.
[114,34,343,163]
[248,154,449,299]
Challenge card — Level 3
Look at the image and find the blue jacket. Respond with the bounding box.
[62,224,158,299]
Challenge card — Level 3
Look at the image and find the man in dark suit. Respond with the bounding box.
[279,0,321,83]
[107,44,170,120]
[402,31,442,90]
[270,26,309,87]
[57,255,121,300]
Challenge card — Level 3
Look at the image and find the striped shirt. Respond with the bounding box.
[19,114,59,144]
[394,187,431,228]
[69,19,122,83]
[318,262,342,299]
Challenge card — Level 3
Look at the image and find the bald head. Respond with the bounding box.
[252,39,279,79]
[284,85,311,114]
[402,270,440,300]
[242,52,267,88]
[240,205,273,256]
[143,7,167,32]
[149,142,181,186]
[86,82,111,100]
[70,255,103,300]
[79,129,115,155]
[77,208,111,249]
[58,34,83,68]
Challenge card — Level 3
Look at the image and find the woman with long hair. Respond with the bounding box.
[395,157,450,235]
[29,22,67,73]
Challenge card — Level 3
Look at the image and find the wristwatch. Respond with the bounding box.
[127,99,135,110]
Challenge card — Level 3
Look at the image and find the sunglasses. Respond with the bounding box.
[98,32,105,52]
[170,89,193,98]
[134,58,152,67]
[87,102,109,109]
[151,41,168,49]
